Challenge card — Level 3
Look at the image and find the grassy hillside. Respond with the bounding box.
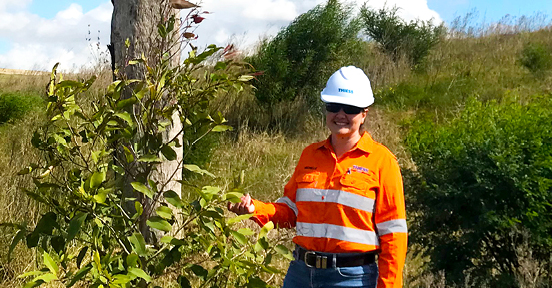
[0,20,551,288]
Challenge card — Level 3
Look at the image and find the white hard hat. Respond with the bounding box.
[320,66,374,108]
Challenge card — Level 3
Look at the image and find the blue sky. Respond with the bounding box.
[0,0,550,70]
[29,0,106,19]
[428,0,552,24]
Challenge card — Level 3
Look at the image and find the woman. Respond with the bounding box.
[228,66,407,288]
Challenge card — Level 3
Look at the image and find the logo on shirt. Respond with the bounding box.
[352,165,369,174]
[304,166,317,170]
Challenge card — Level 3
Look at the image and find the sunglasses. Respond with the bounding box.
[325,103,364,115]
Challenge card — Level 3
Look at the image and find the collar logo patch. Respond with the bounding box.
[352,165,369,174]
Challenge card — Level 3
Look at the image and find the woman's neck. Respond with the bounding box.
[331,132,362,159]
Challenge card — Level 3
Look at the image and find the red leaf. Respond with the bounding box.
[192,15,205,24]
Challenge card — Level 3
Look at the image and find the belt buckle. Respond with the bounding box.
[303,251,328,269]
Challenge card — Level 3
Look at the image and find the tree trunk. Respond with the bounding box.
[110,0,183,243]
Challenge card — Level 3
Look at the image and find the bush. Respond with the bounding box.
[520,42,552,77]
[360,4,445,66]
[405,96,552,286]
[0,92,44,124]
[248,0,362,111]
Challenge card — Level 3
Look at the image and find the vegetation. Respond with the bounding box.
[0,92,44,124]
[1,0,552,287]
[405,97,552,287]
[520,42,552,77]
[360,3,446,66]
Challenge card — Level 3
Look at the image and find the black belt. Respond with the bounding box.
[296,246,376,269]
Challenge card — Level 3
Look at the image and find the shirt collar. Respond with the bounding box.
[316,132,374,154]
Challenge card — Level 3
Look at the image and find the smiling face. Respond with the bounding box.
[325,104,367,139]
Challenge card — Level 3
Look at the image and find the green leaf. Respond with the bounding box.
[178,275,192,288]
[33,272,57,283]
[131,182,153,198]
[138,154,162,163]
[254,237,269,252]
[189,264,208,280]
[128,59,145,65]
[126,253,140,268]
[8,229,26,262]
[66,265,91,287]
[161,145,177,161]
[50,236,65,254]
[214,61,228,70]
[259,221,274,239]
[23,280,44,288]
[17,166,33,175]
[161,236,186,246]
[164,190,184,208]
[238,75,254,82]
[135,201,144,217]
[18,270,43,279]
[212,125,233,132]
[123,146,134,163]
[67,212,88,242]
[147,216,172,232]
[238,228,255,236]
[76,246,88,268]
[156,206,173,220]
[275,244,294,260]
[128,233,147,257]
[116,97,137,110]
[128,267,152,283]
[230,230,248,245]
[114,112,134,127]
[90,171,106,189]
[224,192,244,203]
[43,251,58,276]
[183,164,215,177]
[227,214,253,225]
[113,274,133,284]
[93,188,108,204]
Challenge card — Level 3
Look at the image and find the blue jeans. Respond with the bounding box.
[282,258,378,288]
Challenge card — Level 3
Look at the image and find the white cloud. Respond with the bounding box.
[242,0,298,21]
[192,0,443,50]
[0,0,32,12]
[0,0,441,70]
[0,1,112,71]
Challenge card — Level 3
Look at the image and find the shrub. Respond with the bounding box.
[520,42,552,77]
[405,96,552,286]
[248,0,362,111]
[360,4,445,66]
[0,92,44,124]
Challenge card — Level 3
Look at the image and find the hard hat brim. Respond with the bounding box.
[321,94,373,108]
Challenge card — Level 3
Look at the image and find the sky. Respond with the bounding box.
[0,0,550,71]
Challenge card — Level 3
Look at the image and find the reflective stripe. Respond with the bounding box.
[376,219,408,236]
[296,188,375,213]
[276,196,298,216]
[296,222,380,246]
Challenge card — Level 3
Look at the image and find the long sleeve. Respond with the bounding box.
[250,163,301,228]
[374,156,408,288]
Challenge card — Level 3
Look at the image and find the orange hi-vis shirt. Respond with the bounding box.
[251,132,408,288]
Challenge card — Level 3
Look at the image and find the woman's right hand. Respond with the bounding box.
[227,193,255,215]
